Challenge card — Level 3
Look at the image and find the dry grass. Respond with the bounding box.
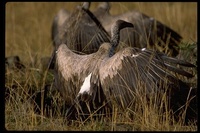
[5,2,197,131]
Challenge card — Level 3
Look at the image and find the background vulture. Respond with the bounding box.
[92,2,182,57]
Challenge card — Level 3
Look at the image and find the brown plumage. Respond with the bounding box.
[92,2,182,57]
[54,20,134,105]
[48,2,110,70]
[52,2,109,53]
[54,19,195,121]
[51,2,91,47]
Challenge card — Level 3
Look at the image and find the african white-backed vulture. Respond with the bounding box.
[51,2,91,47]
[92,2,182,57]
[49,2,111,70]
[54,19,195,121]
[52,2,109,53]
[54,20,134,105]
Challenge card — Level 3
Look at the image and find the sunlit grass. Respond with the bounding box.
[5,2,197,131]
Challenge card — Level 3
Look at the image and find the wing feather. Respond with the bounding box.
[98,47,193,109]
[94,5,182,56]
[55,44,96,103]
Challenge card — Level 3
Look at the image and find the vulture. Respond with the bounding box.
[54,20,134,106]
[92,2,182,57]
[49,2,110,69]
[54,19,196,121]
[51,2,109,53]
[51,2,91,47]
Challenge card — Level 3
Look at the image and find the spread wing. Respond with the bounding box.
[93,6,182,56]
[118,11,182,56]
[50,6,111,70]
[55,44,96,104]
[98,47,195,109]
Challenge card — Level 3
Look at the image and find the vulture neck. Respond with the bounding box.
[109,27,120,57]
